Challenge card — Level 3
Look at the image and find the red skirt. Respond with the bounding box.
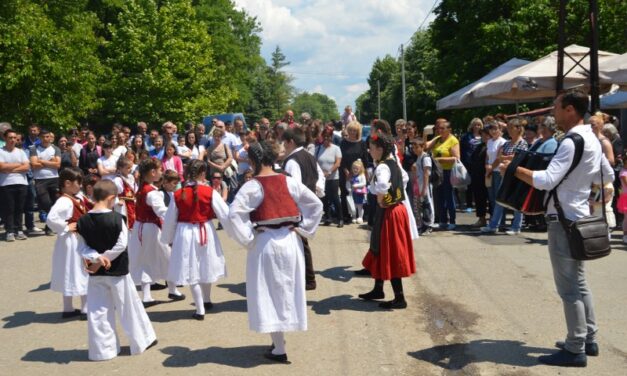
[362,203,416,280]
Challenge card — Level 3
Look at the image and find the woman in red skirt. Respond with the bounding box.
[359,133,415,309]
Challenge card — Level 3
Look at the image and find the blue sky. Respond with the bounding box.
[234,0,436,115]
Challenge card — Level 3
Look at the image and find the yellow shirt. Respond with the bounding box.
[432,135,459,170]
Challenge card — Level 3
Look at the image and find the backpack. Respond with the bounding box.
[429,154,443,187]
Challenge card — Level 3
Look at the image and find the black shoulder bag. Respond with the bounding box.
[549,133,611,261]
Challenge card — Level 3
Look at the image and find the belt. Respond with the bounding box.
[545,214,559,222]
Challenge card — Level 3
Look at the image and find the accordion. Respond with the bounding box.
[496,150,554,215]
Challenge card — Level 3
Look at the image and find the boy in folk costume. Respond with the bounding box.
[128,158,184,307]
[229,141,323,363]
[111,157,137,230]
[77,179,157,361]
[359,133,416,309]
[46,167,89,318]
[160,169,180,208]
[161,160,229,320]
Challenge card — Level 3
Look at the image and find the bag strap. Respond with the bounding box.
[549,133,584,222]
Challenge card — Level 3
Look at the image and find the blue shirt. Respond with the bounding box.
[149,148,164,160]
[535,137,558,154]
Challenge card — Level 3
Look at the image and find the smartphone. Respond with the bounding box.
[423,125,434,136]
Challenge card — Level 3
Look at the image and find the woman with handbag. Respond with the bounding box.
[205,128,234,178]
[431,121,460,230]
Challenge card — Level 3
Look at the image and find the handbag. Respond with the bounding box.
[450,159,471,187]
[222,144,238,178]
[551,133,611,261]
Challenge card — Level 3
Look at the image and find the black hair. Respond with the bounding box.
[372,119,392,135]
[282,127,306,147]
[182,159,207,202]
[3,129,15,138]
[369,133,395,161]
[138,158,161,185]
[59,167,83,189]
[102,140,113,149]
[93,179,117,201]
[559,89,588,118]
[248,141,279,175]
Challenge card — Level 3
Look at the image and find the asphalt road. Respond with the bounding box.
[1,213,626,375]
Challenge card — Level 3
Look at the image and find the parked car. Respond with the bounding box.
[361,125,371,142]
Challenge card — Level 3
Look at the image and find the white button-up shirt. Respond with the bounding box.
[284,146,326,197]
[532,124,614,221]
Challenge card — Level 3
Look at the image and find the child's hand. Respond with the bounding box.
[86,260,101,274]
[99,256,112,270]
[67,223,77,232]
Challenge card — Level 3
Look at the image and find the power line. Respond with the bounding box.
[283,70,368,79]
[402,0,440,47]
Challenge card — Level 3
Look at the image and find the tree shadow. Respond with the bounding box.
[29,282,50,292]
[317,266,354,283]
[408,339,553,370]
[21,347,90,364]
[308,294,382,315]
[161,345,275,368]
[2,311,80,329]
[218,282,247,298]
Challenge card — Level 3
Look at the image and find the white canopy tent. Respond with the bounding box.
[436,58,530,110]
[598,52,627,86]
[473,44,618,102]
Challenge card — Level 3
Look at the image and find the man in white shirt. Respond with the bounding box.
[208,120,240,151]
[507,90,613,368]
[29,130,61,236]
[0,128,31,241]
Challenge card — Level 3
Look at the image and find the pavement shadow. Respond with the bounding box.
[522,237,548,246]
[218,282,247,297]
[309,294,382,315]
[2,311,79,329]
[147,309,197,323]
[317,266,354,283]
[212,299,248,313]
[21,347,89,364]
[408,339,553,370]
[29,282,50,292]
[161,345,273,368]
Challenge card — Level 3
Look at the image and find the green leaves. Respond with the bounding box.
[291,92,339,122]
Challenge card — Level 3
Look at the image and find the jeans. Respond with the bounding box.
[547,221,597,354]
[323,179,342,223]
[488,203,522,231]
[487,172,506,228]
[34,177,59,213]
[0,184,28,234]
[434,170,456,224]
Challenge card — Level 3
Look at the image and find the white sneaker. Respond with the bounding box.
[352,219,357,224]
[356,218,363,224]
[506,230,521,236]
[480,226,496,234]
[16,231,27,240]
[6,233,15,242]
[28,227,44,234]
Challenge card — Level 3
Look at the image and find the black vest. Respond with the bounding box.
[283,149,318,193]
[380,159,405,205]
[77,211,129,276]
[161,187,171,207]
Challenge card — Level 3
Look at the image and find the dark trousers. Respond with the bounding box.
[323,179,342,222]
[34,178,59,213]
[367,193,377,226]
[0,184,28,234]
[300,236,316,286]
[24,175,37,229]
[470,175,488,218]
[434,170,456,224]
[339,173,351,221]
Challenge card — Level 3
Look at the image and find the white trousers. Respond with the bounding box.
[87,275,157,361]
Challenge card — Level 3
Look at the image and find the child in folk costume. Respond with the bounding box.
[161,160,229,320]
[160,169,180,208]
[77,179,157,361]
[229,141,323,363]
[359,133,416,309]
[112,157,137,230]
[128,158,184,307]
[348,159,367,224]
[46,167,89,318]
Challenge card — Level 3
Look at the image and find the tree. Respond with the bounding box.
[0,0,104,130]
[268,46,294,120]
[291,92,339,121]
[99,0,233,127]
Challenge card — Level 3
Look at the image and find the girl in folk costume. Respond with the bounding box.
[229,141,323,363]
[45,167,89,318]
[359,133,416,309]
[112,157,137,230]
[161,160,229,320]
[128,158,184,307]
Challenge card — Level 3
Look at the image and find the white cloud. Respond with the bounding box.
[311,85,324,94]
[234,0,436,116]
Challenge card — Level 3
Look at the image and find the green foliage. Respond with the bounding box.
[0,0,104,131]
[356,0,626,131]
[268,46,295,119]
[291,92,339,122]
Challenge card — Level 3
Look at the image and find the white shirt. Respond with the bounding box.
[71,142,83,158]
[0,147,29,186]
[532,124,614,221]
[284,147,326,197]
[112,145,127,159]
[97,155,118,180]
[31,144,60,180]
[486,137,506,165]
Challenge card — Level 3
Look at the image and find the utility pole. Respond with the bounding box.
[589,0,600,112]
[401,44,407,120]
[377,80,381,119]
[556,0,566,92]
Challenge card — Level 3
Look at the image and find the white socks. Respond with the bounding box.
[356,205,364,221]
[201,283,212,302]
[80,295,87,314]
[62,296,74,312]
[141,283,153,302]
[168,281,182,296]
[190,284,204,315]
[270,332,286,355]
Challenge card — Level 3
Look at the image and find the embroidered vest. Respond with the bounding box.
[250,174,301,226]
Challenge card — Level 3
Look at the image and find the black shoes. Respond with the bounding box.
[168,293,186,301]
[555,341,599,356]
[192,313,204,321]
[203,302,214,310]
[538,349,587,367]
[378,298,407,309]
[305,281,317,291]
[358,289,384,300]
[142,301,159,308]
[354,268,371,276]
[61,309,82,319]
[337,221,344,228]
[263,350,289,364]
